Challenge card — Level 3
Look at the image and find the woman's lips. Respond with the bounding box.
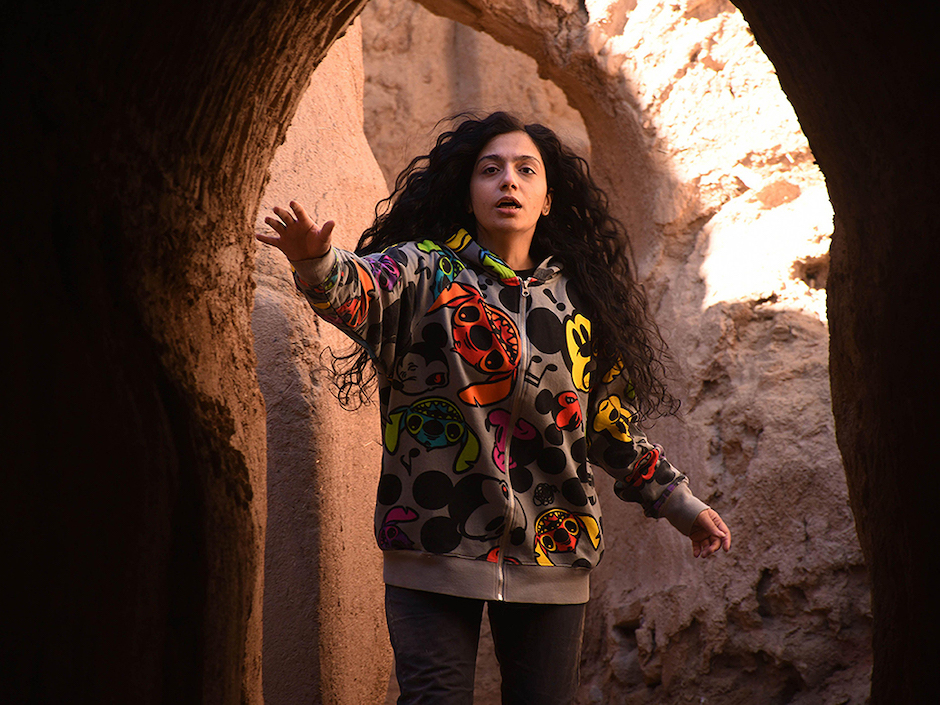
[496,197,521,211]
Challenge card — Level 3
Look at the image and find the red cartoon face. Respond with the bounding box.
[429,282,520,405]
[554,392,582,431]
[453,301,517,374]
[535,509,582,554]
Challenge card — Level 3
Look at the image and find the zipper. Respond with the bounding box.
[495,275,533,600]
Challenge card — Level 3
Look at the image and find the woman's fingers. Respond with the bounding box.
[290,200,309,222]
[689,509,732,558]
[264,216,286,235]
[272,205,295,225]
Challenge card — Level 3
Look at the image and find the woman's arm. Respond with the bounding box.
[587,368,730,558]
[256,201,432,378]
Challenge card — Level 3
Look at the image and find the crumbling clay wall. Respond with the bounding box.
[361,1,871,703]
[361,0,589,187]
[252,20,393,705]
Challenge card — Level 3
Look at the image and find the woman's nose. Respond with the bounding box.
[500,169,518,189]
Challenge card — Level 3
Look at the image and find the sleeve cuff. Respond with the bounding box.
[660,483,709,536]
[291,248,336,288]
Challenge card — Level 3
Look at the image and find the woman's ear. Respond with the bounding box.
[542,191,553,216]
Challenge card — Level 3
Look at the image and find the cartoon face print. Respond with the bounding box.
[385,397,480,474]
[367,253,401,292]
[429,281,520,406]
[533,508,601,566]
[564,313,593,392]
[377,506,418,550]
[417,240,466,297]
[536,389,583,432]
[449,473,511,541]
[333,261,376,328]
[392,323,450,395]
[592,394,633,444]
[485,409,537,473]
[623,446,660,488]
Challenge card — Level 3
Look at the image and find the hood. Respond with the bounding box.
[441,228,562,286]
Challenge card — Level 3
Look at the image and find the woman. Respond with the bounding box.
[257,112,730,704]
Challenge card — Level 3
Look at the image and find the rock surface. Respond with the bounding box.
[362,0,589,188]
[253,20,393,705]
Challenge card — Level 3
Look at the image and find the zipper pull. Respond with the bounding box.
[521,279,530,298]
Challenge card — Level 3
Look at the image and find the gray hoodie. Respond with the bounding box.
[292,229,708,604]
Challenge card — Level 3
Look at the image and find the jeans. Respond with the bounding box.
[385,585,586,705]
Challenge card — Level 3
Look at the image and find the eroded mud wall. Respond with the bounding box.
[4,1,365,702]
[362,0,588,187]
[731,3,935,702]
[252,20,392,705]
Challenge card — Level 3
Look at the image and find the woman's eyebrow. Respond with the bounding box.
[476,153,543,165]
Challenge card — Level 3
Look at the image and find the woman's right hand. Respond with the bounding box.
[256,200,334,262]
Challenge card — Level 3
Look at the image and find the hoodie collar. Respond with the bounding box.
[442,229,561,285]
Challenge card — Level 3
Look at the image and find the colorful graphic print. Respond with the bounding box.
[479,546,521,564]
[592,394,633,444]
[533,508,601,566]
[429,281,521,406]
[417,240,466,297]
[332,261,376,329]
[484,409,538,473]
[623,446,660,487]
[385,397,480,474]
[564,313,593,392]
[368,253,401,291]
[535,388,583,446]
[377,506,418,549]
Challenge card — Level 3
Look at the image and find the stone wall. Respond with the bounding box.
[253,20,393,705]
[362,0,589,187]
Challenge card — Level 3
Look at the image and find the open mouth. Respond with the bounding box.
[496,198,521,209]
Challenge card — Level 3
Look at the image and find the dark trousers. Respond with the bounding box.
[385,585,586,705]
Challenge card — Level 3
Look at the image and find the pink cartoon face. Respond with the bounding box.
[368,254,401,291]
[485,409,537,473]
[377,506,418,550]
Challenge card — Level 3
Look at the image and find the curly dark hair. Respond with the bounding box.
[330,111,678,420]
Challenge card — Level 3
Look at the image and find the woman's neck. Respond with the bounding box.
[475,229,535,271]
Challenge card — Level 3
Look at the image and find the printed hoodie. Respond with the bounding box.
[292,230,708,604]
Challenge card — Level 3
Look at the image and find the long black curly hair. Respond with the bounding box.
[331,111,678,420]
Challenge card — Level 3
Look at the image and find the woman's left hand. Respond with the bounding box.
[689,508,731,558]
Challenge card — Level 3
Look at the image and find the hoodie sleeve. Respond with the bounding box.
[291,244,429,376]
[585,366,708,535]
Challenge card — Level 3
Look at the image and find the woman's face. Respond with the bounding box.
[468,131,552,247]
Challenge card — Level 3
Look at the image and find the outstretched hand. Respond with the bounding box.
[689,508,731,558]
[256,200,334,262]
